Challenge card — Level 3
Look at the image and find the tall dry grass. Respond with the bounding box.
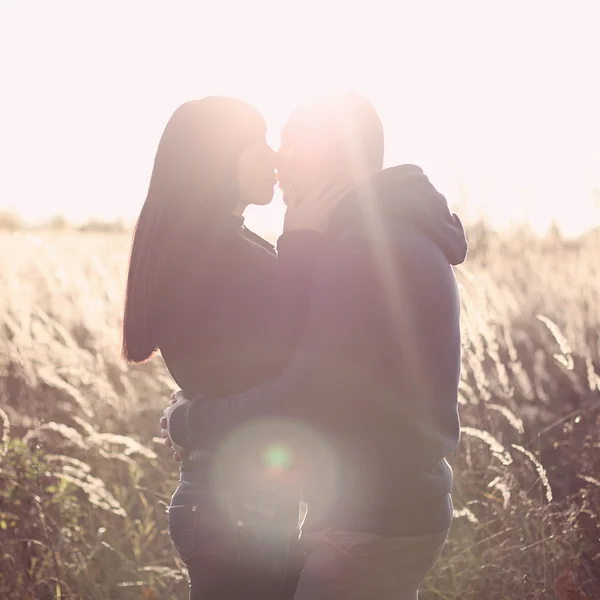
[0,229,598,599]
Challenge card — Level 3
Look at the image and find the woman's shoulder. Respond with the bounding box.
[242,227,276,255]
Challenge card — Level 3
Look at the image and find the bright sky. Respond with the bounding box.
[1,1,599,238]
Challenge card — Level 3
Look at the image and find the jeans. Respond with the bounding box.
[168,482,304,600]
[294,528,448,600]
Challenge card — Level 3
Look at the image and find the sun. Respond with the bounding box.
[3,1,597,235]
[231,65,364,243]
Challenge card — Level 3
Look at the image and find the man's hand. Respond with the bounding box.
[160,391,190,462]
[283,170,355,233]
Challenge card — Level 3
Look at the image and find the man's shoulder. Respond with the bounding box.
[321,221,451,297]
[321,227,372,261]
[314,228,380,288]
[325,220,428,262]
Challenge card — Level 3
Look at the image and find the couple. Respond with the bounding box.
[122,93,468,600]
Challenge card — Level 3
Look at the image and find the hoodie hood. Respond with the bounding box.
[328,165,468,266]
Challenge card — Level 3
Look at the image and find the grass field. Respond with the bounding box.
[0,229,598,599]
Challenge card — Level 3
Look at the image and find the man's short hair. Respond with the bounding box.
[284,91,384,177]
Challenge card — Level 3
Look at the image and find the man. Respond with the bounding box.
[162,92,468,599]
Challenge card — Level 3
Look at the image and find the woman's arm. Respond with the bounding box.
[242,230,324,363]
[167,235,383,450]
[225,175,353,375]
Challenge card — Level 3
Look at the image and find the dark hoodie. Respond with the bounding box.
[171,165,468,536]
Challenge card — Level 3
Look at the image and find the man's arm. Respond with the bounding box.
[179,236,385,450]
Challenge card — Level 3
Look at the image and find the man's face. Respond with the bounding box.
[277,118,340,206]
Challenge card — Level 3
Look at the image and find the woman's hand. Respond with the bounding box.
[283,170,355,234]
[160,391,189,462]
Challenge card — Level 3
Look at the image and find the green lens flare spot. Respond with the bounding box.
[262,445,293,469]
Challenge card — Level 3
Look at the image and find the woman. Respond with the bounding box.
[122,97,342,599]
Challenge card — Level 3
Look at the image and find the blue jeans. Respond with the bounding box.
[168,482,304,600]
[294,528,448,600]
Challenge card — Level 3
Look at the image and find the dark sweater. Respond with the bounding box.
[157,217,322,471]
[171,165,468,535]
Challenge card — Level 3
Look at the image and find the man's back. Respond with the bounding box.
[305,165,466,535]
[170,163,468,600]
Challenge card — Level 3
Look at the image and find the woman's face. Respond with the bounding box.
[237,139,277,207]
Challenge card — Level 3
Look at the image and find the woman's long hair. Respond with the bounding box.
[122,97,266,363]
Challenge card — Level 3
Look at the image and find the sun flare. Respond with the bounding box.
[0,1,598,237]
